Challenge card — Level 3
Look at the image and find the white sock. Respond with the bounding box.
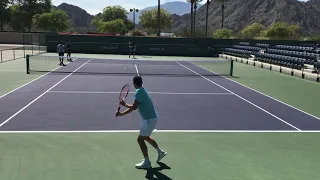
[144,157,149,161]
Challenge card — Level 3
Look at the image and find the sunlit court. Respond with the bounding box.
[0,0,320,179]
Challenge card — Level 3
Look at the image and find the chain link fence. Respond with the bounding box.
[0,32,47,63]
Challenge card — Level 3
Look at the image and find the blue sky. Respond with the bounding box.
[52,0,197,15]
[52,0,309,15]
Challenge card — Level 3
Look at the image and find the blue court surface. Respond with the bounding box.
[0,57,319,132]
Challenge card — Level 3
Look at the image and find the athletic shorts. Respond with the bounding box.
[130,47,136,52]
[139,117,158,137]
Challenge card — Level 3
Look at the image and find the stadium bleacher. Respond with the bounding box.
[222,42,320,74]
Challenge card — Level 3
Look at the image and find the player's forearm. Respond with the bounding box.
[124,103,133,108]
[121,107,135,116]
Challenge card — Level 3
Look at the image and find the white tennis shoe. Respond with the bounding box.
[157,151,167,162]
[135,159,151,169]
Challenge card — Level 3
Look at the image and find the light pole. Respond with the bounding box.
[130,8,139,36]
[222,0,225,29]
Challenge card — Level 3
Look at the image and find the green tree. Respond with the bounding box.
[256,30,269,40]
[0,0,12,31]
[91,13,103,31]
[140,8,172,35]
[241,23,265,39]
[91,5,132,34]
[132,29,145,36]
[125,20,135,32]
[100,19,126,34]
[305,35,320,41]
[289,24,300,40]
[265,22,299,40]
[12,0,52,32]
[9,4,26,31]
[100,5,127,21]
[33,9,71,32]
[212,28,233,39]
[216,0,230,29]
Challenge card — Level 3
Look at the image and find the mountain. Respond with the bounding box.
[172,0,320,36]
[307,0,320,5]
[56,3,94,30]
[127,1,202,24]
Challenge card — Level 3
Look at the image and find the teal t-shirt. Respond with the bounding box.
[135,87,158,119]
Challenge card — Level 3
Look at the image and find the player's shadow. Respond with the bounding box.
[142,162,172,180]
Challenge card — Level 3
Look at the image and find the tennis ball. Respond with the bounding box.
[124,68,126,69]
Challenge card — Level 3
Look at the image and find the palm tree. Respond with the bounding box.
[157,0,161,36]
[216,0,229,29]
[186,0,194,37]
[187,0,202,37]
[194,0,203,37]
[205,0,211,38]
[193,1,197,36]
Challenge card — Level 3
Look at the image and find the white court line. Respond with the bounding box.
[0,130,318,133]
[94,63,179,67]
[176,62,301,131]
[47,90,233,95]
[0,58,79,100]
[191,61,320,121]
[0,59,91,128]
[135,64,140,76]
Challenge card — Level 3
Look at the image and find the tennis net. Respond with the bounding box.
[26,55,234,77]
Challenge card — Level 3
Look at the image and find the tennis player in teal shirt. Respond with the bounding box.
[116,76,167,169]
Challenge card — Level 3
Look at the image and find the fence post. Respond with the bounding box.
[23,33,26,58]
[39,34,41,53]
[31,35,33,55]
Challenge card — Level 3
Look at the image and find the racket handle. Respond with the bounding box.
[117,106,121,112]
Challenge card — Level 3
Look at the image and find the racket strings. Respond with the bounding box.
[120,85,130,100]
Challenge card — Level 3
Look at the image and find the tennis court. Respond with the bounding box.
[0,54,320,179]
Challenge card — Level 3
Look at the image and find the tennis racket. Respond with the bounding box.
[117,84,130,113]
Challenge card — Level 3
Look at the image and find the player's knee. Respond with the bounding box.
[137,136,147,143]
[145,136,152,142]
[137,137,143,143]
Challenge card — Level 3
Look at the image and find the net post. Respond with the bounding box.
[230,59,234,76]
[26,55,30,74]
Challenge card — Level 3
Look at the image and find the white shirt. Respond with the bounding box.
[57,44,65,52]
